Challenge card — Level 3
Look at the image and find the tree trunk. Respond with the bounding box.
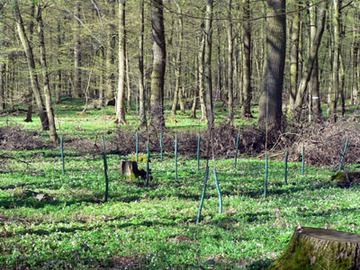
[138,0,147,127]
[227,0,234,123]
[171,3,184,117]
[55,21,62,104]
[13,0,49,131]
[73,1,82,98]
[241,0,253,118]
[126,50,132,111]
[288,1,300,112]
[36,4,59,143]
[116,0,127,124]
[198,27,207,122]
[150,0,166,131]
[309,2,322,119]
[0,7,5,112]
[105,1,116,106]
[204,0,214,129]
[258,0,286,135]
[269,227,360,270]
[328,0,342,122]
[24,2,35,122]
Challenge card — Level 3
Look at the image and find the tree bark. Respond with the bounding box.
[309,2,322,119]
[269,227,360,270]
[36,4,59,143]
[198,26,207,122]
[73,1,82,98]
[241,0,253,118]
[150,0,166,131]
[116,0,127,124]
[288,1,300,112]
[204,0,214,129]
[138,0,147,127]
[258,0,286,134]
[13,0,49,131]
[227,0,234,123]
[328,0,342,122]
[171,2,184,117]
[24,2,35,122]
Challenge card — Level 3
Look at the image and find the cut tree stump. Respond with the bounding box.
[268,227,360,270]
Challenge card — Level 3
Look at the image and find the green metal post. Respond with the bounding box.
[102,136,109,203]
[234,133,240,169]
[160,132,163,160]
[197,136,201,171]
[213,168,223,214]
[136,131,139,163]
[285,150,289,185]
[175,135,178,181]
[338,138,349,171]
[60,136,65,175]
[196,166,209,223]
[145,143,150,187]
[301,145,305,176]
[264,155,268,199]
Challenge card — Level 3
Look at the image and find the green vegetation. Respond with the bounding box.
[1,104,359,269]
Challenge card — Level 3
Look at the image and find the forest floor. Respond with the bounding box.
[0,99,360,269]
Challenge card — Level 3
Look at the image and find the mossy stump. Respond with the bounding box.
[331,171,360,188]
[268,227,360,270]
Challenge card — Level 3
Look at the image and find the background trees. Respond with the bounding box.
[0,0,359,140]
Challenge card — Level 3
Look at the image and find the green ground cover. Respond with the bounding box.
[1,101,359,269]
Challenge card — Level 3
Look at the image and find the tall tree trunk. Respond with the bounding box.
[150,0,166,131]
[227,0,234,123]
[191,55,198,119]
[55,21,62,104]
[126,50,132,111]
[328,0,342,122]
[258,0,286,135]
[241,0,253,118]
[288,0,300,112]
[138,0,147,127]
[24,2,35,122]
[171,3,184,117]
[73,1,81,98]
[0,5,5,112]
[105,0,116,106]
[309,0,322,120]
[204,0,214,129]
[116,0,127,124]
[215,13,223,105]
[36,4,59,143]
[13,0,49,131]
[198,27,207,122]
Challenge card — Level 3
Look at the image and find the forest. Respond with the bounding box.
[1,0,360,269]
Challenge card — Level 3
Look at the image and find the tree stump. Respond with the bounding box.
[268,227,360,270]
[119,161,149,181]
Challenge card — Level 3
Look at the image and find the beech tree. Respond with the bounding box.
[150,0,166,130]
[258,0,286,134]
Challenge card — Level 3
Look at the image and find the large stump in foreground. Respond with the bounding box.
[268,227,360,270]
